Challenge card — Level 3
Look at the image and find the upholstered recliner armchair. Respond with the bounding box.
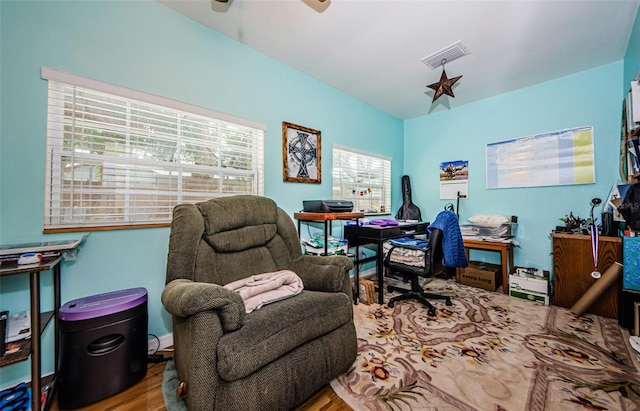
[161,195,357,410]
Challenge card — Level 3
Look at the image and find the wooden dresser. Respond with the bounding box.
[551,232,623,319]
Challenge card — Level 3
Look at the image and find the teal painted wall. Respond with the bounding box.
[0,0,403,386]
[404,62,624,273]
[625,4,640,86]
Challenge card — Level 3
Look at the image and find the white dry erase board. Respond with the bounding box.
[486,126,595,189]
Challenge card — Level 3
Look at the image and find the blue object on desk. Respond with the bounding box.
[17,252,43,265]
[388,237,428,248]
[345,220,367,226]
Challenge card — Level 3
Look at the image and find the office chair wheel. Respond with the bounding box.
[427,308,436,317]
[388,300,395,308]
[445,298,453,306]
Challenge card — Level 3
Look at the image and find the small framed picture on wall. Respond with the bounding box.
[282,121,321,184]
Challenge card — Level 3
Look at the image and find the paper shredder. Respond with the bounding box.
[58,287,148,409]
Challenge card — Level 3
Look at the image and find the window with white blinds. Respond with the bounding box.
[332,145,391,214]
[41,68,265,231]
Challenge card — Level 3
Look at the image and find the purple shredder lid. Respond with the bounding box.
[60,287,147,321]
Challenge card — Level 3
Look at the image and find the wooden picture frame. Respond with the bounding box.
[282,122,321,184]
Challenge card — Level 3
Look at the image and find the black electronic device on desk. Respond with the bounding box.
[344,221,429,241]
[303,200,354,213]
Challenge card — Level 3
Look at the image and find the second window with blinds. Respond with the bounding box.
[332,145,391,214]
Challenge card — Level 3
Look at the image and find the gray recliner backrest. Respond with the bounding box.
[166,195,303,286]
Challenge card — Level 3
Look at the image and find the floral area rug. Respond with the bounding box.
[330,278,640,411]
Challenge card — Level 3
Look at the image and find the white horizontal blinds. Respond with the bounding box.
[332,146,391,213]
[43,72,264,229]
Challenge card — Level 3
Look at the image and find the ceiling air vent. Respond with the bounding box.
[420,41,469,69]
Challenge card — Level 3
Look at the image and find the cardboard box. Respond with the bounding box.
[459,261,502,291]
[509,273,549,294]
[509,272,550,305]
[351,277,376,305]
[509,289,550,305]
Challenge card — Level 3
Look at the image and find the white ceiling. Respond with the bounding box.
[157,0,640,120]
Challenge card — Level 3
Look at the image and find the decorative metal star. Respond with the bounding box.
[427,68,462,103]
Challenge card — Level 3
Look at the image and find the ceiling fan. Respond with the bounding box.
[214,0,327,2]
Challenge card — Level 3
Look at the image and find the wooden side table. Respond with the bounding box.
[551,232,622,319]
[457,239,515,294]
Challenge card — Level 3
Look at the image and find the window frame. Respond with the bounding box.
[41,67,266,232]
[332,144,392,214]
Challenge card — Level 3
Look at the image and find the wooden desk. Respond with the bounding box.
[458,239,515,294]
[294,212,364,222]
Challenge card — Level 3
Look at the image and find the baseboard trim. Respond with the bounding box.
[357,267,377,279]
[148,333,173,354]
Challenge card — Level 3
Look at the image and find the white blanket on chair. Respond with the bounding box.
[224,270,304,313]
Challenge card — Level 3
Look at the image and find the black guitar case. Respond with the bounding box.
[395,175,422,221]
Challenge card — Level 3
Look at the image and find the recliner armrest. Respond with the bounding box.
[162,279,245,332]
[288,255,353,294]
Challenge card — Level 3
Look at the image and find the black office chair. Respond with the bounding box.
[384,227,452,317]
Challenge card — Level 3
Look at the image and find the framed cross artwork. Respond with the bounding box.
[282,121,321,184]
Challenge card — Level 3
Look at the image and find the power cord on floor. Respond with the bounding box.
[148,333,171,363]
[148,354,169,363]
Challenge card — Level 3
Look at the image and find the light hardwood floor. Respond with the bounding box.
[49,359,351,410]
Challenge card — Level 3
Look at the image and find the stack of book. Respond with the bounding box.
[1,311,31,357]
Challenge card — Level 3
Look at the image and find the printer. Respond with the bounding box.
[303,200,354,213]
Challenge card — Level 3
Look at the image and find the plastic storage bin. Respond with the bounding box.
[57,287,148,409]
